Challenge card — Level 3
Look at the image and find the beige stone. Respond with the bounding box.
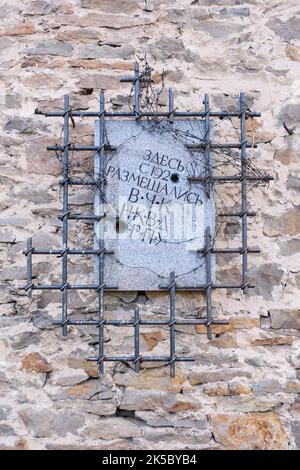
[210,412,289,450]
[20,352,52,373]
[251,336,293,346]
[114,367,186,393]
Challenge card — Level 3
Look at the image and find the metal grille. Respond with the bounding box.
[24,63,273,376]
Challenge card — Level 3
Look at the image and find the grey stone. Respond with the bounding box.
[76,74,119,90]
[78,44,134,60]
[19,407,85,438]
[253,379,282,394]
[49,369,89,387]
[0,38,14,53]
[26,41,73,57]
[292,421,300,449]
[263,206,300,237]
[147,37,195,62]
[220,7,250,17]
[5,117,34,134]
[83,417,141,440]
[267,17,300,42]
[56,400,116,417]
[0,230,15,243]
[32,311,55,330]
[47,379,114,400]
[10,331,42,350]
[136,411,208,429]
[141,426,211,445]
[6,94,22,109]
[248,263,283,300]
[279,238,300,257]
[189,368,252,385]
[193,20,244,38]
[0,424,16,436]
[12,187,53,205]
[99,119,215,290]
[278,103,300,128]
[0,405,12,420]
[270,309,300,330]
[0,265,26,281]
[287,175,300,191]
[194,352,239,367]
[23,1,56,15]
[80,0,141,12]
[119,388,165,411]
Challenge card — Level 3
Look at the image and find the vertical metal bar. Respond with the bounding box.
[134,62,140,119]
[26,237,33,298]
[95,90,105,373]
[205,227,213,339]
[169,271,176,377]
[240,92,248,294]
[204,93,211,198]
[134,306,140,373]
[61,95,69,336]
[168,88,174,123]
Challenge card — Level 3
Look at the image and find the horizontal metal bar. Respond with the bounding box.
[24,249,113,256]
[47,145,115,152]
[59,214,102,221]
[187,143,258,149]
[200,247,260,254]
[87,355,195,362]
[158,284,255,290]
[52,319,229,326]
[59,179,97,186]
[219,211,256,217]
[189,175,274,183]
[28,284,118,290]
[40,111,261,118]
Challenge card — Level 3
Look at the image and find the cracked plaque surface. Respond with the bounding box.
[95,120,215,290]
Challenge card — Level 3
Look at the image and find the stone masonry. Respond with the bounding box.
[0,0,300,450]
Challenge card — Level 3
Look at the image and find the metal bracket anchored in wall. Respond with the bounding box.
[24,62,273,376]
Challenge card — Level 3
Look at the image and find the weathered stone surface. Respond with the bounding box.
[81,0,141,12]
[78,44,134,60]
[252,379,282,394]
[20,352,52,373]
[251,336,293,346]
[279,238,300,257]
[189,368,252,385]
[114,367,186,393]
[48,379,114,400]
[10,332,42,350]
[278,103,300,128]
[264,206,300,237]
[292,421,300,449]
[83,417,141,440]
[136,411,207,429]
[76,74,120,90]
[147,37,194,62]
[210,412,288,450]
[119,388,164,411]
[248,263,283,300]
[269,309,300,330]
[0,23,37,37]
[204,381,251,396]
[0,230,15,243]
[5,117,35,134]
[274,148,297,166]
[19,407,85,438]
[50,369,89,387]
[286,46,300,62]
[287,174,300,191]
[0,405,12,420]
[26,41,73,57]
[267,17,300,42]
[23,1,56,16]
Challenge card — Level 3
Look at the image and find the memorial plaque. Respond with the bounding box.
[95,120,215,290]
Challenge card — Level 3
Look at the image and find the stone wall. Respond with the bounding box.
[0,0,300,450]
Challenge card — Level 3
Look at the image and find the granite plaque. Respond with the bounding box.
[94,120,215,290]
